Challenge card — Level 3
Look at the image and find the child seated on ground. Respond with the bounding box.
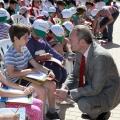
[0,71,43,120]
[4,24,60,119]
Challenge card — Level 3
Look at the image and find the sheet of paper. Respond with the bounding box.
[0,107,26,120]
[7,88,32,104]
[26,70,47,81]
[0,88,33,104]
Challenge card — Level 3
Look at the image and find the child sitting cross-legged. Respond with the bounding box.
[4,24,60,119]
[0,71,43,120]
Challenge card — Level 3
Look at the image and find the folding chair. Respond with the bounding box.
[53,18,62,25]
[33,7,40,17]
[0,39,12,75]
[11,14,26,24]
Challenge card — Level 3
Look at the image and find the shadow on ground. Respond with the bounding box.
[102,42,120,49]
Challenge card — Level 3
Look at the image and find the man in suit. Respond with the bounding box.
[54,25,120,120]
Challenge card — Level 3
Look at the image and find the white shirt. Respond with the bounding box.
[84,44,91,63]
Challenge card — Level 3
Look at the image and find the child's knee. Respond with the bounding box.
[47,81,56,90]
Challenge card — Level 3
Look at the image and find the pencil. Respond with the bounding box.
[15,105,20,114]
[54,78,59,82]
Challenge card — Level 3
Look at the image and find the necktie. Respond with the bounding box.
[79,55,85,87]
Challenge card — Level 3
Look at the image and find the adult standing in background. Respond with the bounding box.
[55,25,120,120]
[91,6,119,42]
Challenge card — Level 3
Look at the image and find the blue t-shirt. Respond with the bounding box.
[4,45,33,82]
[27,36,65,62]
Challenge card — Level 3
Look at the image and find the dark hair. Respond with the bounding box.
[9,24,30,42]
[0,2,4,8]
[76,6,85,15]
[73,25,93,44]
[10,0,17,4]
[69,0,76,6]
[48,0,54,5]
[57,0,66,6]
[86,2,94,6]
[4,0,9,3]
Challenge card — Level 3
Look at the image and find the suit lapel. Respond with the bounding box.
[85,42,94,74]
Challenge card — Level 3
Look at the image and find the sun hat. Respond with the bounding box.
[69,7,77,15]
[48,6,56,14]
[0,0,4,3]
[41,11,49,17]
[50,24,64,43]
[0,8,10,22]
[62,21,74,35]
[19,6,30,15]
[91,9,99,17]
[61,9,72,18]
[33,19,49,38]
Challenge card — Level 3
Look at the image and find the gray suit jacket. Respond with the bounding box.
[63,42,120,111]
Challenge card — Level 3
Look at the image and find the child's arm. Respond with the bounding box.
[0,113,19,120]
[0,73,24,91]
[0,86,34,98]
[29,59,49,74]
[6,66,38,78]
[29,59,55,79]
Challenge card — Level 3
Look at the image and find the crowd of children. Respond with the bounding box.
[0,0,119,119]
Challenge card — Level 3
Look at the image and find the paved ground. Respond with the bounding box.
[58,2,120,120]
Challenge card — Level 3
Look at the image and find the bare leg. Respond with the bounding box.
[43,81,56,108]
[29,83,46,113]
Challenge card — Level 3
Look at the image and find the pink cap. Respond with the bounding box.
[19,6,30,14]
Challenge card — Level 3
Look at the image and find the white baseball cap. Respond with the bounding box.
[91,9,99,17]
[41,11,49,17]
[62,21,74,35]
[61,9,72,18]
[50,24,64,43]
[19,6,31,15]
[48,7,56,13]
[0,0,4,3]
[69,7,76,15]
[0,8,9,22]
[33,19,49,38]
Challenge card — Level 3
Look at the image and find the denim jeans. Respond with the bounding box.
[100,11,119,42]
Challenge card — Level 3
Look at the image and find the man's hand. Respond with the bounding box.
[54,89,68,101]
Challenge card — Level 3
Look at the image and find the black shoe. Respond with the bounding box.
[46,111,60,120]
[81,113,91,119]
[97,112,111,120]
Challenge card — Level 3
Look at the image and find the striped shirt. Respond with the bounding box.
[4,45,33,82]
[99,6,118,18]
[0,22,10,40]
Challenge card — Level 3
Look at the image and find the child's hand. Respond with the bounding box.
[23,86,35,95]
[45,53,53,59]
[3,113,19,120]
[23,69,39,75]
[47,70,55,80]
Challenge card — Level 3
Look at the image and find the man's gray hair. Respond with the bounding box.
[73,25,93,44]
